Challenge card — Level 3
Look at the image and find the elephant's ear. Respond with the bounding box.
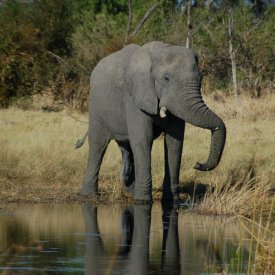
[125,47,158,115]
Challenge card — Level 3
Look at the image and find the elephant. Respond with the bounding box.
[79,41,226,202]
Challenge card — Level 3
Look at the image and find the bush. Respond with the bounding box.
[0,0,274,109]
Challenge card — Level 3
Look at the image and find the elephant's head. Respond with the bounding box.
[125,42,226,171]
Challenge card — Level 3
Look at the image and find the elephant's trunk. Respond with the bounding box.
[160,87,226,171]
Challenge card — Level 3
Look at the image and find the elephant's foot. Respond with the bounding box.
[162,196,189,209]
[123,182,135,196]
[162,184,180,203]
[133,179,152,203]
[134,192,152,203]
[134,197,152,205]
[80,185,99,196]
[121,171,135,195]
[161,198,182,206]
[161,193,181,204]
[120,158,135,195]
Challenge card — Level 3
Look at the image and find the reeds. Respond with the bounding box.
[195,176,273,217]
[235,196,275,274]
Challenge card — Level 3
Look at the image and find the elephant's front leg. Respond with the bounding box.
[126,98,154,202]
[163,119,185,202]
[129,130,153,202]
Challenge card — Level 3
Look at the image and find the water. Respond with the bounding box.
[0,203,253,274]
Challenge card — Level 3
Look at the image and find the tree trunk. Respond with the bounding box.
[124,0,133,44]
[228,15,238,97]
[185,0,192,49]
[206,0,214,9]
[131,2,160,37]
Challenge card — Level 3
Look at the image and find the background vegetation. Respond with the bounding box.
[0,0,274,109]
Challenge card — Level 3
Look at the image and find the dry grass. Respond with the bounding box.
[194,177,273,217]
[0,93,275,215]
[0,109,88,202]
[235,196,275,274]
[254,237,275,274]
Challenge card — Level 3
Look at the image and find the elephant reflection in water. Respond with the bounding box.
[82,203,180,275]
[161,204,180,274]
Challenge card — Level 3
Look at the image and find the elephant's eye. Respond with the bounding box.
[164,75,170,83]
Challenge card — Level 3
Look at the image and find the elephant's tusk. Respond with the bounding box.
[160,107,167,118]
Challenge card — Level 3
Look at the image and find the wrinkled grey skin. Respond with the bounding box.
[80,41,226,202]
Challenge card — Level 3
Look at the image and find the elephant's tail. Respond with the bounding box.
[75,132,88,149]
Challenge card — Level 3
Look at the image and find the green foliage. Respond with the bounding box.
[0,0,274,109]
[32,0,75,55]
[71,6,127,69]
[0,0,74,107]
[0,2,44,106]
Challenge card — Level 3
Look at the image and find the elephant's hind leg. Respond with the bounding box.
[80,120,110,196]
[117,141,135,195]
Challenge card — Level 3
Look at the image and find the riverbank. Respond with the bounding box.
[0,94,275,216]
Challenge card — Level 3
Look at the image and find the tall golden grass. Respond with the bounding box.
[0,94,274,214]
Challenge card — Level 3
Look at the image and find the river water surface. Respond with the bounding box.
[0,203,254,274]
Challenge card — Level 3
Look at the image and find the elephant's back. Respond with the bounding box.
[89,44,140,138]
